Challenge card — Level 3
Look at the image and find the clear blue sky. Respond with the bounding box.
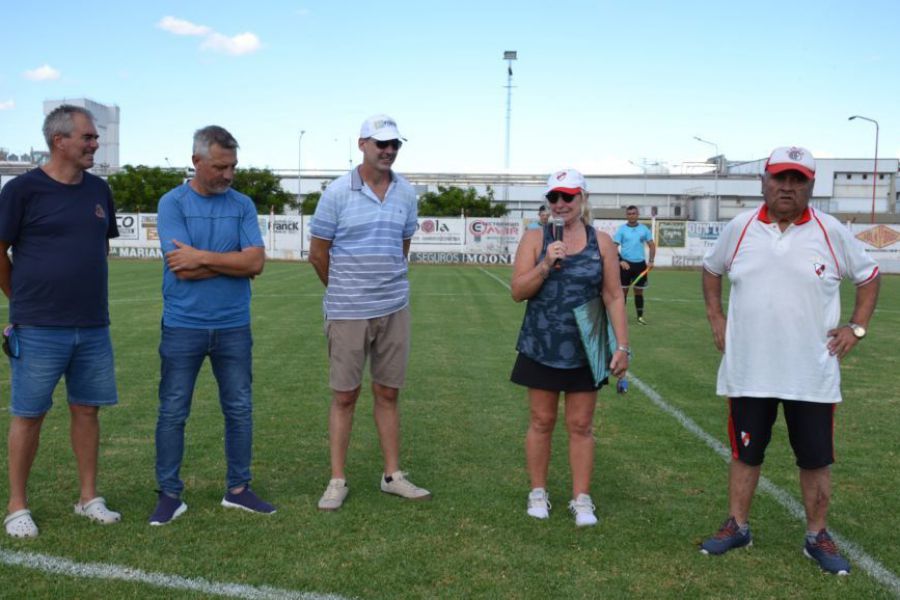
[1,0,897,175]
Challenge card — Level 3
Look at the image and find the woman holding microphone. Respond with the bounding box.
[510,169,630,527]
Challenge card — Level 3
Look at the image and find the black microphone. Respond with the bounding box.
[552,217,564,269]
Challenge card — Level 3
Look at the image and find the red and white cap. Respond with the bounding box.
[545,169,587,195]
[765,146,816,179]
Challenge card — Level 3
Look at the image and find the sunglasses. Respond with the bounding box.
[373,139,402,150]
[546,191,577,204]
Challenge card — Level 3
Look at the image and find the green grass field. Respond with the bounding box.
[1,261,898,599]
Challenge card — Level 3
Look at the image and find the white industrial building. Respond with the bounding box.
[287,156,899,222]
[43,98,120,170]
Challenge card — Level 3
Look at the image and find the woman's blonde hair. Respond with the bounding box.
[579,192,592,225]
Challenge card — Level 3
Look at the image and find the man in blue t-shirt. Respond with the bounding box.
[149,125,274,526]
[613,205,656,326]
[0,105,121,538]
[526,205,549,230]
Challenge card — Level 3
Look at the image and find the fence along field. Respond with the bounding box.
[0,262,898,599]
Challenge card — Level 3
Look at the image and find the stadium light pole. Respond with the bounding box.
[848,115,879,224]
[503,51,517,206]
[298,130,306,203]
[694,136,719,203]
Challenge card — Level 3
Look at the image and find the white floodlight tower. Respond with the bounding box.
[298,129,306,202]
[503,51,517,204]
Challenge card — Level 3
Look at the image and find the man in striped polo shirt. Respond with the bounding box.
[309,114,430,511]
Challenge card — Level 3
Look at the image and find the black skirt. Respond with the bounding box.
[510,353,607,392]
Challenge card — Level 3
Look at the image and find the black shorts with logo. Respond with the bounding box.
[728,397,835,470]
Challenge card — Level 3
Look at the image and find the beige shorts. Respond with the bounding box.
[325,307,410,392]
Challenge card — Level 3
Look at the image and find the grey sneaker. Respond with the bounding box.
[526,488,550,520]
[568,493,598,527]
[318,478,349,511]
[381,471,431,500]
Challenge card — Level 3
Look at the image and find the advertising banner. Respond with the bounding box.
[657,221,686,248]
[115,214,139,240]
[413,218,465,246]
[850,223,900,273]
[465,218,521,253]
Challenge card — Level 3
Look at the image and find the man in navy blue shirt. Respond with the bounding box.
[0,105,121,538]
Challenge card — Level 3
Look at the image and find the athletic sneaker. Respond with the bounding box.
[318,478,349,511]
[526,488,551,519]
[637,316,647,325]
[616,379,629,394]
[221,486,276,514]
[804,529,851,575]
[381,471,432,500]
[700,516,752,555]
[568,494,598,527]
[149,492,187,526]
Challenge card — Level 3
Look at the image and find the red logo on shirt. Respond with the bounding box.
[814,262,826,279]
[94,204,106,219]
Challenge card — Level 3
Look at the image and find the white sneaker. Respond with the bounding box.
[380,471,431,500]
[74,497,121,524]
[568,494,598,527]
[526,488,550,520]
[318,478,349,511]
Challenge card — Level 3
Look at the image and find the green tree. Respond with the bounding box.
[107,165,184,212]
[417,185,508,217]
[233,168,296,214]
[300,191,321,215]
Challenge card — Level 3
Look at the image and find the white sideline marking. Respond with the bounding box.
[480,267,900,596]
[629,376,900,596]
[0,549,353,600]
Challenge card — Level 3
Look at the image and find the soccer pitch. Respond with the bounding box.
[1,261,898,599]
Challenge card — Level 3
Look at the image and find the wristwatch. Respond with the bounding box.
[616,345,632,358]
[847,322,867,339]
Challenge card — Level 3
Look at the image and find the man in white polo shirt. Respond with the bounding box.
[309,114,430,511]
[699,146,880,575]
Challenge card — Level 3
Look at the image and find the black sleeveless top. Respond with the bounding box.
[515,223,603,368]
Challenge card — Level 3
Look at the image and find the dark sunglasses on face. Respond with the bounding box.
[546,191,577,204]
[374,139,402,150]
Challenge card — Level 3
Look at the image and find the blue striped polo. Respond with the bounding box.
[309,167,418,320]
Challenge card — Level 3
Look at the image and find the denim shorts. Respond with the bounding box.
[8,326,118,417]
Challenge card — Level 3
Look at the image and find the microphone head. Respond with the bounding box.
[552,217,565,242]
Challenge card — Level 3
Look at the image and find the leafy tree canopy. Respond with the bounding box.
[300,191,321,215]
[417,185,508,217]
[107,165,183,213]
[233,168,297,214]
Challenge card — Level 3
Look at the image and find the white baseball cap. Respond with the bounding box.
[359,114,405,141]
[545,169,587,195]
[765,146,815,179]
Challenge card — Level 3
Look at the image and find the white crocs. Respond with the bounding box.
[74,497,121,524]
[4,509,39,538]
